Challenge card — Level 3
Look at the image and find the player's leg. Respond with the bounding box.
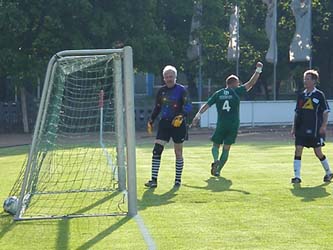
[292,143,303,183]
[313,146,333,182]
[145,120,170,188]
[216,144,231,174]
[145,141,166,188]
[210,125,225,176]
[211,143,220,162]
[174,143,184,187]
[172,122,187,187]
[214,126,237,176]
[210,143,221,176]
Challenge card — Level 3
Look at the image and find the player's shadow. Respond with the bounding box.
[184,176,250,195]
[290,183,330,202]
[139,186,179,211]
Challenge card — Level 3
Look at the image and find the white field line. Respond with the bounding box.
[134,214,156,250]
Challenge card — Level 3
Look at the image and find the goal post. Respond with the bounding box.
[13,47,137,220]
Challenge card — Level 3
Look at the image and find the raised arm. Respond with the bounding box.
[243,62,263,91]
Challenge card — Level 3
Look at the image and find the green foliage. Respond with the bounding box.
[0,0,332,98]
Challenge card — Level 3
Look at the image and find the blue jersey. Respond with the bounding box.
[150,83,192,121]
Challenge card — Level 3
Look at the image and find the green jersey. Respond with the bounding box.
[207,85,246,126]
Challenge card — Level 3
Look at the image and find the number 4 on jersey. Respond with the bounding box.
[222,100,231,112]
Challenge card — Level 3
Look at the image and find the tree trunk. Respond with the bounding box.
[20,86,29,133]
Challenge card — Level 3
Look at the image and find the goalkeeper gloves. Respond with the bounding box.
[147,119,153,134]
[171,115,184,127]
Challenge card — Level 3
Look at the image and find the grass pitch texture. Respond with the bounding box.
[1,137,333,249]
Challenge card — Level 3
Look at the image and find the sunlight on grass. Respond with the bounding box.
[1,139,333,250]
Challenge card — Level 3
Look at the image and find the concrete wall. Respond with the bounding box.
[194,100,333,128]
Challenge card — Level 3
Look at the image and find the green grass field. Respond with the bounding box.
[1,136,333,250]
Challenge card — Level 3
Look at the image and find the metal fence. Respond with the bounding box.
[0,100,155,133]
[0,101,38,133]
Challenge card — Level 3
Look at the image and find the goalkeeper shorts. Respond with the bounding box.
[156,119,187,143]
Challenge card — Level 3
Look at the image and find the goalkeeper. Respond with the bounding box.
[191,62,263,177]
[145,65,192,188]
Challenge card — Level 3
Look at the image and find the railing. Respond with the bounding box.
[0,102,37,133]
[193,100,333,128]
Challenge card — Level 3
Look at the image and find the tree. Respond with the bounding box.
[0,0,332,105]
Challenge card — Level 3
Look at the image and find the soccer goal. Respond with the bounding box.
[11,47,137,220]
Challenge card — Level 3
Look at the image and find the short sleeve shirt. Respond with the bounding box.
[295,87,330,137]
[207,85,247,126]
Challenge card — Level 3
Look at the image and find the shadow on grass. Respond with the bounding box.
[183,176,250,194]
[75,216,131,250]
[0,213,16,240]
[138,186,179,211]
[0,145,29,157]
[55,190,128,250]
[57,219,70,250]
[290,182,330,202]
[0,191,127,250]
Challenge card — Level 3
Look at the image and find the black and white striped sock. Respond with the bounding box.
[152,155,161,181]
[175,158,184,183]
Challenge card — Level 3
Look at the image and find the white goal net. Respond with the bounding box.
[9,47,137,220]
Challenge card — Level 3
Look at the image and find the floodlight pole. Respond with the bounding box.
[273,0,278,101]
[236,1,240,76]
[198,43,202,102]
[309,0,312,69]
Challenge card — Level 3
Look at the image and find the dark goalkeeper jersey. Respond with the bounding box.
[150,83,192,122]
[294,87,330,137]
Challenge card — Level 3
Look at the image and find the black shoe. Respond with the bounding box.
[291,177,302,184]
[323,173,333,182]
[145,180,157,188]
[174,181,181,188]
[211,161,220,176]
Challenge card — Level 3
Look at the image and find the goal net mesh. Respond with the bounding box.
[11,52,130,219]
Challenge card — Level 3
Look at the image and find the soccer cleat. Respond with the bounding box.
[144,180,157,188]
[323,173,333,182]
[174,181,181,188]
[211,161,220,177]
[291,177,302,184]
[213,172,220,177]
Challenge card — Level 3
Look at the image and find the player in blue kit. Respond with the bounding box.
[145,65,192,188]
[291,69,332,183]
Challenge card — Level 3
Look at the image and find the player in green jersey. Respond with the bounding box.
[191,62,263,176]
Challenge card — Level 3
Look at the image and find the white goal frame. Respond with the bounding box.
[14,46,137,220]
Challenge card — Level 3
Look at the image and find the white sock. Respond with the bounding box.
[320,158,332,175]
[294,159,301,178]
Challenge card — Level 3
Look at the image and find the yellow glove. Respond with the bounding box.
[171,115,184,127]
[147,121,153,134]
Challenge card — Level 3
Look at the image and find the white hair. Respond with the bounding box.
[162,65,177,77]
